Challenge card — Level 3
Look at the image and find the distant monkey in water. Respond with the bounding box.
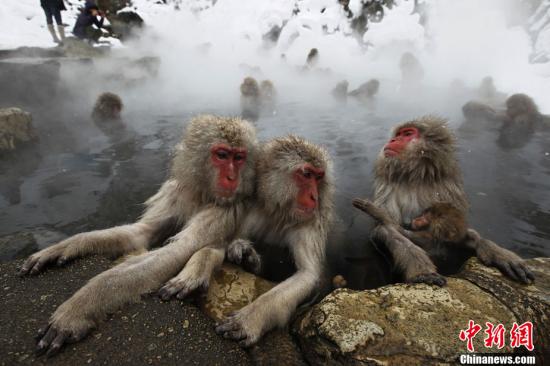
[306,48,319,68]
[331,80,349,104]
[349,79,380,102]
[92,92,123,121]
[240,76,261,122]
[399,52,424,89]
[259,80,277,115]
[353,116,534,286]
[20,115,259,356]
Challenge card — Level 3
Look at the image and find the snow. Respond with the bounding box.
[1,0,549,110]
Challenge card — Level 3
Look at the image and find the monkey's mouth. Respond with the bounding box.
[383,147,399,157]
[295,206,315,219]
[216,188,237,198]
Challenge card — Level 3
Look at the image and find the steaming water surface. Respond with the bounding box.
[1,89,549,288]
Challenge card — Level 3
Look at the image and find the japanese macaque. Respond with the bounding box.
[259,80,277,115]
[92,92,123,121]
[306,48,319,68]
[462,100,499,122]
[331,80,349,104]
[353,116,534,286]
[349,79,380,101]
[399,52,424,88]
[477,76,507,105]
[19,115,259,356]
[172,135,333,347]
[240,76,261,122]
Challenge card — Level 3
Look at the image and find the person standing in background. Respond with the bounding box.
[73,1,106,43]
[40,0,66,44]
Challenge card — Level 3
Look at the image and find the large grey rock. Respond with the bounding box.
[294,257,548,365]
[0,108,35,151]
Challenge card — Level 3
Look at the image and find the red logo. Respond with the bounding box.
[459,321,534,352]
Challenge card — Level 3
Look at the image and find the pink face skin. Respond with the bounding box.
[210,143,247,198]
[383,127,420,157]
[293,163,325,217]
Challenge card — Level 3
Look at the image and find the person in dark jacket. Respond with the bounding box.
[73,2,106,43]
[40,0,66,44]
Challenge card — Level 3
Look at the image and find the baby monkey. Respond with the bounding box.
[353,199,467,250]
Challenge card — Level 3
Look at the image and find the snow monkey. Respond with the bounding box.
[306,47,319,68]
[353,116,534,286]
[240,76,261,122]
[19,115,259,356]
[91,92,123,121]
[349,79,380,102]
[331,80,349,104]
[259,79,277,115]
[162,135,334,346]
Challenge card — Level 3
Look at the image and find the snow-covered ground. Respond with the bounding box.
[1,0,549,111]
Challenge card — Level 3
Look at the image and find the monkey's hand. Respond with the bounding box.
[215,304,264,347]
[404,244,447,287]
[158,272,210,301]
[227,239,261,274]
[468,230,535,284]
[35,305,95,357]
[19,241,74,276]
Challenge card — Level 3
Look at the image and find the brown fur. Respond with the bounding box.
[92,92,123,120]
[412,202,468,244]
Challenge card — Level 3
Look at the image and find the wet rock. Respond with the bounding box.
[0,46,64,60]
[61,37,109,58]
[457,257,550,362]
[0,227,67,262]
[0,59,60,106]
[199,264,275,322]
[199,264,307,366]
[295,281,516,364]
[0,108,36,151]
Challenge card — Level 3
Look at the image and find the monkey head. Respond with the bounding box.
[479,76,496,98]
[258,135,333,222]
[240,77,260,97]
[172,115,257,205]
[505,93,539,121]
[92,92,123,120]
[260,80,275,98]
[412,202,467,242]
[376,116,459,184]
[366,79,380,96]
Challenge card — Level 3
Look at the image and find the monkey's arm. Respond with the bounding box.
[19,180,184,275]
[216,228,322,347]
[35,206,237,356]
[372,224,446,286]
[158,247,225,300]
[463,229,535,284]
[352,198,398,226]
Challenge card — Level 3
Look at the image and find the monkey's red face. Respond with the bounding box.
[383,127,420,157]
[411,212,431,231]
[293,164,325,218]
[210,143,247,198]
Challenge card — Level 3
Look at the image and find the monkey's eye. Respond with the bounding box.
[234,153,245,161]
[216,150,229,159]
[302,170,313,179]
[315,172,325,181]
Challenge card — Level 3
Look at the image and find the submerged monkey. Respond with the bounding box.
[92,92,123,121]
[240,76,261,122]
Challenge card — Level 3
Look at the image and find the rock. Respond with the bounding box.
[199,264,275,322]
[61,37,109,58]
[0,257,251,365]
[0,227,67,262]
[0,46,64,60]
[98,0,130,15]
[0,108,35,152]
[457,257,549,363]
[199,264,307,366]
[294,259,550,365]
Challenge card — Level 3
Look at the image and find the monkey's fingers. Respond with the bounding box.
[494,261,519,282]
[243,252,261,275]
[36,326,67,357]
[410,273,447,287]
[215,318,240,334]
[158,283,180,301]
[351,198,373,214]
[510,263,532,284]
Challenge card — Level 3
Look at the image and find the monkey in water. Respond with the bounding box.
[20,115,259,356]
[259,79,277,115]
[161,135,335,347]
[91,92,123,121]
[399,52,424,91]
[240,76,261,122]
[353,116,534,286]
[331,80,349,104]
[306,48,319,68]
[348,79,380,103]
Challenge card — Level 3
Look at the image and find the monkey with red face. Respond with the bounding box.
[354,116,534,286]
[160,135,334,347]
[20,115,259,356]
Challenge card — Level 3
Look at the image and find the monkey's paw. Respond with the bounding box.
[215,307,263,347]
[158,274,209,301]
[478,246,535,284]
[409,272,447,287]
[35,316,94,357]
[19,243,73,276]
[227,239,261,274]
